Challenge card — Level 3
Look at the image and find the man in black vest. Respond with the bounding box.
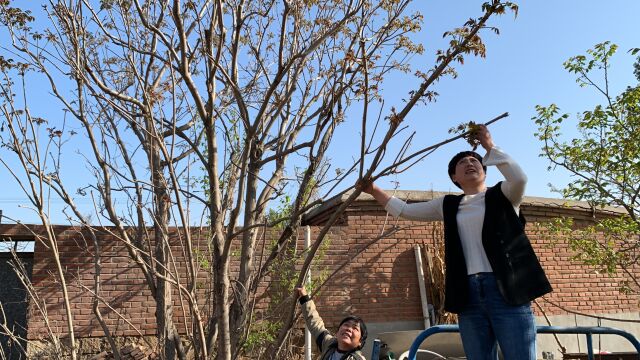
[360,125,551,360]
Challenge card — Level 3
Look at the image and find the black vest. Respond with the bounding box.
[442,182,552,313]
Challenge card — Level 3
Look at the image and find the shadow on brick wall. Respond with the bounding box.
[0,252,33,360]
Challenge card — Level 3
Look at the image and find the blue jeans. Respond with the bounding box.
[458,272,537,360]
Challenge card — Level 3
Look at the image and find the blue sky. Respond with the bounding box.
[0,1,639,226]
[333,0,640,196]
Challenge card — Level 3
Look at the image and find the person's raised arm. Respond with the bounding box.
[357,178,443,221]
[476,125,527,206]
[359,180,391,207]
[295,286,330,351]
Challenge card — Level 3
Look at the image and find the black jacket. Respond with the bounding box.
[442,182,552,313]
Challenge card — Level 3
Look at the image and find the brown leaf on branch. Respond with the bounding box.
[448,121,482,150]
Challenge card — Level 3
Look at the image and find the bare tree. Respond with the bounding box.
[0,0,517,359]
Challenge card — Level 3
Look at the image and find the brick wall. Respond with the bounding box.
[1,191,638,343]
[0,224,351,340]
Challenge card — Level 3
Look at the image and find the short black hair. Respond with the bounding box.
[339,315,367,349]
[447,151,487,189]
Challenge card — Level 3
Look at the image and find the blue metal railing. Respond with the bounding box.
[400,325,640,360]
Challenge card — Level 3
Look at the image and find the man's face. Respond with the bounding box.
[451,155,485,187]
[336,319,362,351]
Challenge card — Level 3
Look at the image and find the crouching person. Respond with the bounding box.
[295,286,368,360]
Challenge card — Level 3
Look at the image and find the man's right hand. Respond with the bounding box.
[355,177,374,194]
[473,124,495,152]
[295,286,307,298]
[356,177,391,207]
